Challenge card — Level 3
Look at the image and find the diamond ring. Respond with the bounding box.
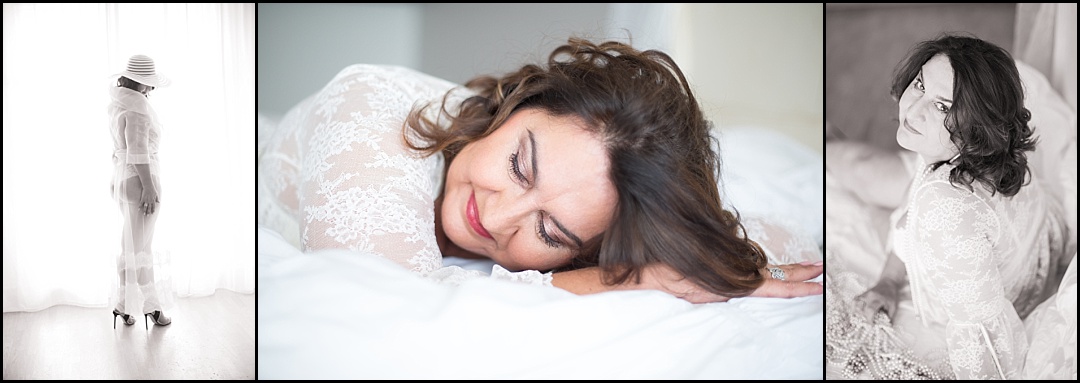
[767,267,786,281]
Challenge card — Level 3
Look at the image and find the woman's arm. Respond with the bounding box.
[293,65,455,275]
[551,263,824,304]
[123,112,159,214]
[825,140,912,209]
[913,181,1024,379]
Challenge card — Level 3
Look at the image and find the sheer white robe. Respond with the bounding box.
[826,154,1069,379]
[107,85,175,316]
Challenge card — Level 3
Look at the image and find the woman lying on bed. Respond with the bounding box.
[825,34,1070,379]
[258,37,823,304]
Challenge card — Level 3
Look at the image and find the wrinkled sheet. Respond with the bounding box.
[258,226,823,379]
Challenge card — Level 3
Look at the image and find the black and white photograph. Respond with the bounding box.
[2,3,254,380]
[258,3,823,379]
[824,3,1076,380]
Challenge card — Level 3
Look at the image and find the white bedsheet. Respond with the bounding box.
[258,226,823,379]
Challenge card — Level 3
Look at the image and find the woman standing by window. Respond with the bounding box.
[108,54,175,330]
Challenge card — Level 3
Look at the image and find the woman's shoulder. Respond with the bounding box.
[915,163,982,200]
[912,166,996,221]
[327,64,460,96]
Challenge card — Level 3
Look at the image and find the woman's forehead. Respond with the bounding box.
[921,54,954,94]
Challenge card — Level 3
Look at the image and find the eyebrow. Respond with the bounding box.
[918,69,953,104]
[552,217,584,250]
[529,128,584,250]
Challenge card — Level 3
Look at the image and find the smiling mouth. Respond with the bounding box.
[903,120,922,135]
[467,192,493,239]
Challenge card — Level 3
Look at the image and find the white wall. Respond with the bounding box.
[419,3,614,86]
[674,3,824,153]
[257,3,422,118]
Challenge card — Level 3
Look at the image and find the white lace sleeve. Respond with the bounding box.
[741,213,822,266]
[426,263,554,287]
[911,181,1027,380]
[261,64,458,275]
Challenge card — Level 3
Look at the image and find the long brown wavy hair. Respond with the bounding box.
[403,37,767,298]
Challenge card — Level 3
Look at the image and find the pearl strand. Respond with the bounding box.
[825,277,951,380]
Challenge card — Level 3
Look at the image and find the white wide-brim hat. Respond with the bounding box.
[110,54,170,88]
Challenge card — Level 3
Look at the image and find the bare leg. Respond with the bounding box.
[124,200,163,313]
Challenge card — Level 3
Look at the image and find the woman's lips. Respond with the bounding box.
[467,192,494,239]
[903,120,922,135]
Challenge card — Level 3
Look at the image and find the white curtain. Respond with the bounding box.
[1015,3,1078,113]
[2,3,254,312]
[1014,3,1078,252]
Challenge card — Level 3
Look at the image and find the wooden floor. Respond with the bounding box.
[2,289,254,380]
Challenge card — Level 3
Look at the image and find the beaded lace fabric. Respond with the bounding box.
[825,254,953,380]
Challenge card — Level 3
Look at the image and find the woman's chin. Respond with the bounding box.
[896,129,913,151]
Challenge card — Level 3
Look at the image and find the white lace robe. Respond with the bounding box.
[826,154,1068,379]
[258,64,819,289]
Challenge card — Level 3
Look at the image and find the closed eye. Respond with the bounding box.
[509,152,527,184]
[537,212,563,248]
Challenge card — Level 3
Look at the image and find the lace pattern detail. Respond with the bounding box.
[491,265,554,286]
[742,213,822,265]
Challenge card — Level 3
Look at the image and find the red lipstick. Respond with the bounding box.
[467,192,493,239]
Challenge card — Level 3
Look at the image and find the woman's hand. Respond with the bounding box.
[642,261,824,304]
[854,279,900,320]
[140,184,159,215]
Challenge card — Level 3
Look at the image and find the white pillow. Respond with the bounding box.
[258,226,824,379]
[1062,139,1077,257]
[713,125,824,246]
[1017,59,1077,204]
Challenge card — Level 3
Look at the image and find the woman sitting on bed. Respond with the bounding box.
[258,37,823,304]
[825,34,1069,379]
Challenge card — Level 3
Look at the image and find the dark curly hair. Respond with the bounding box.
[890,33,1037,197]
[117,76,154,92]
[403,37,768,298]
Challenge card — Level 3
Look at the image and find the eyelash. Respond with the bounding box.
[509,152,527,184]
[537,213,562,248]
[510,151,561,249]
[913,77,950,113]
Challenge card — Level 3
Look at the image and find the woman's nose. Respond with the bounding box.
[482,193,533,239]
[904,98,925,124]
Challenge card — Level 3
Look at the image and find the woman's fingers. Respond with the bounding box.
[745,263,824,299]
[857,294,880,319]
[856,289,895,320]
[752,278,824,299]
[140,200,155,215]
[769,263,824,282]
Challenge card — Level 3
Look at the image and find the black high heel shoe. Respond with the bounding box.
[144,310,172,330]
[113,308,135,329]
